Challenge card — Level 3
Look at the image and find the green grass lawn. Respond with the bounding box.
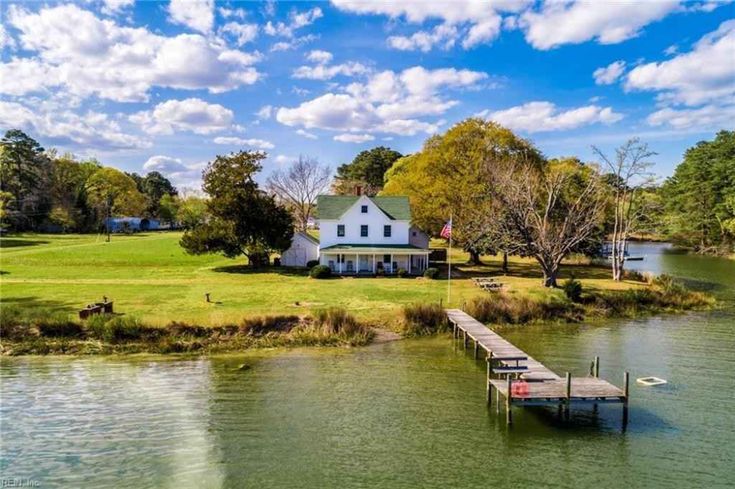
[0,232,634,327]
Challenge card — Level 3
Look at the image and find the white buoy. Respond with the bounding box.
[636,376,667,386]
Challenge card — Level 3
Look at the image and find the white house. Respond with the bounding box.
[316,195,430,275]
[280,232,319,267]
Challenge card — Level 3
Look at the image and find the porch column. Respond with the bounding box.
[339,254,343,274]
[390,254,393,274]
[372,254,376,273]
[355,253,358,273]
[408,254,412,274]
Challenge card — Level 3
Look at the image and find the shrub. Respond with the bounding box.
[423,267,439,279]
[397,268,408,278]
[311,307,372,343]
[402,303,447,335]
[465,293,582,325]
[86,316,161,342]
[310,265,331,279]
[240,315,300,336]
[306,260,319,268]
[37,319,84,338]
[562,278,583,302]
[623,269,646,282]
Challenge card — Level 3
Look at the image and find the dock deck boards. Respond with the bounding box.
[445,309,629,425]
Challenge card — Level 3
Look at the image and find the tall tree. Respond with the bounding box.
[180,151,294,267]
[86,168,146,223]
[593,139,657,281]
[266,156,331,231]
[176,195,207,229]
[382,118,544,264]
[142,171,177,217]
[489,159,607,287]
[0,129,51,229]
[333,146,402,195]
[662,131,735,253]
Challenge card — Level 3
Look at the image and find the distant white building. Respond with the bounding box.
[316,194,430,275]
[280,232,319,267]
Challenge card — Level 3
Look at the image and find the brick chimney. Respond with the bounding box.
[354,185,362,196]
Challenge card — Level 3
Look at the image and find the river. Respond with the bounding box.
[1,243,734,488]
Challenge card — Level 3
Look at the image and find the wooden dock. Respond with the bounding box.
[446,309,629,426]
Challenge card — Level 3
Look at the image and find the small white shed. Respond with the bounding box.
[280,232,319,267]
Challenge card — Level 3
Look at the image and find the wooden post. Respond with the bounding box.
[463,330,467,349]
[474,340,479,359]
[506,375,512,425]
[623,371,630,428]
[486,357,492,406]
[565,372,572,418]
[594,356,600,378]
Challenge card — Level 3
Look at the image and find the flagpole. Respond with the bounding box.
[447,213,452,305]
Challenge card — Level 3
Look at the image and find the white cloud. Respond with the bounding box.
[265,7,322,37]
[131,98,234,135]
[296,129,318,139]
[625,20,735,106]
[220,22,258,46]
[0,4,261,103]
[334,133,375,143]
[270,35,317,52]
[388,24,459,52]
[293,61,369,80]
[0,25,14,50]
[168,0,214,34]
[664,44,678,56]
[0,100,149,150]
[306,50,333,64]
[519,1,679,50]
[218,6,247,19]
[277,66,486,136]
[256,105,273,119]
[331,0,528,50]
[593,60,626,85]
[101,0,135,16]
[213,136,275,149]
[646,104,735,130]
[481,101,623,132]
[143,155,205,188]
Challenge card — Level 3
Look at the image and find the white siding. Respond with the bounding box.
[319,195,410,249]
[281,233,319,267]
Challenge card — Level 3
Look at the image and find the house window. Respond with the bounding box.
[384,225,391,237]
[337,225,345,237]
[383,254,391,263]
[361,205,368,213]
[412,231,417,236]
[361,225,368,237]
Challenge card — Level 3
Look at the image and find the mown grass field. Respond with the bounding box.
[0,232,634,327]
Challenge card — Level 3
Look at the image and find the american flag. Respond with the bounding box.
[440,219,452,239]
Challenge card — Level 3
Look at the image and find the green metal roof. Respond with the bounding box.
[316,195,411,220]
[320,244,428,253]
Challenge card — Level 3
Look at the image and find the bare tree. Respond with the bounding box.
[490,160,606,287]
[266,156,331,232]
[592,139,656,281]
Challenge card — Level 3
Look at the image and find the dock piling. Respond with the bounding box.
[506,376,512,425]
[623,371,630,428]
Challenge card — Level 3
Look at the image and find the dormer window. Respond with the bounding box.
[361,205,368,213]
[337,225,345,237]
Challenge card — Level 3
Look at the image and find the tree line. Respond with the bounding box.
[0,129,207,233]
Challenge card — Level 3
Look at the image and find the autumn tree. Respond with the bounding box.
[266,156,330,231]
[86,167,147,223]
[333,146,402,195]
[180,151,293,267]
[489,159,607,287]
[382,118,544,264]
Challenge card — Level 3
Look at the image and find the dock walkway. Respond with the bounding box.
[445,309,629,426]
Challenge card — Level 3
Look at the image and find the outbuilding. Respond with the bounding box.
[280,231,319,267]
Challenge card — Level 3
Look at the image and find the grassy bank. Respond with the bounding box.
[0,233,713,355]
[0,305,372,356]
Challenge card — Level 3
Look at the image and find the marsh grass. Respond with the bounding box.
[0,307,373,355]
[401,303,448,336]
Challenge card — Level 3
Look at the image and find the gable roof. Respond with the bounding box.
[316,195,411,220]
[295,231,319,245]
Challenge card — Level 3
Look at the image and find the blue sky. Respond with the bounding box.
[1,1,733,190]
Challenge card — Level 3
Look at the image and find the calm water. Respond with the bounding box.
[1,243,734,488]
